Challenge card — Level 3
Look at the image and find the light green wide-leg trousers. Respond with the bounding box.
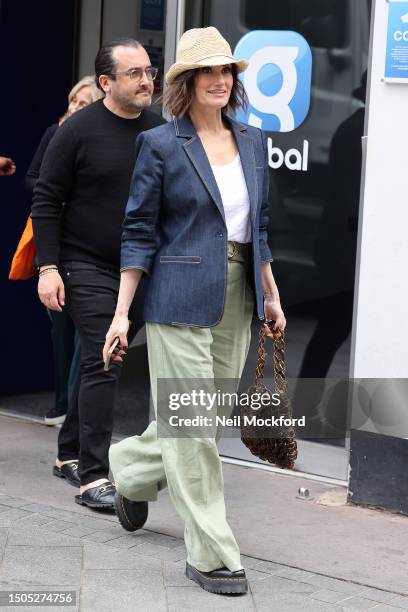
[109,253,254,572]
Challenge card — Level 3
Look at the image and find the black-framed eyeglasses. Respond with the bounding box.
[111,67,158,81]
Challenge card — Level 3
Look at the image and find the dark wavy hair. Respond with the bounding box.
[163,64,248,117]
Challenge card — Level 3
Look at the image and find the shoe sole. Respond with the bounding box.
[52,466,80,488]
[74,495,114,510]
[114,493,147,532]
[44,415,66,426]
[185,564,248,595]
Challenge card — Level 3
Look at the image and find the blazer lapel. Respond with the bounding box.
[174,115,259,225]
[229,119,258,225]
[174,116,225,222]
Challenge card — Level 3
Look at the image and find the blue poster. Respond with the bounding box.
[385,0,408,82]
[140,0,165,32]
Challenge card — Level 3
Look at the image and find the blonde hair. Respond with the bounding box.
[68,75,104,104]
[59,76,104,124]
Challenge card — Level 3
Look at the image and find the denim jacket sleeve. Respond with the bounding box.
[259,129,273,263]
[120,131,163,274]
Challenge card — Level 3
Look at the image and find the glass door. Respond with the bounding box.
[184,0,371,480]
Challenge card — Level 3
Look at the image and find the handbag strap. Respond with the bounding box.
[255,324,287,395]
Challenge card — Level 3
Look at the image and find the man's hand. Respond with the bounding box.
[0,156,16,176]
[38,270,65,312]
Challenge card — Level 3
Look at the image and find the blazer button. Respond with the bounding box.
[217,232,223,238]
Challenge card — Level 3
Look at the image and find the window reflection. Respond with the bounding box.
[243,0,347,49]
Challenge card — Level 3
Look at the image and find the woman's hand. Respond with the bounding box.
[103,314,130,365]
[263,299,286,337]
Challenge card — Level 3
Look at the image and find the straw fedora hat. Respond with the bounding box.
[165,27,249,85]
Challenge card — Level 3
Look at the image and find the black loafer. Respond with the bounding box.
[186,563,248,594]
[53,462,80,488]
[75,482,115,510]
[114,492,148,532]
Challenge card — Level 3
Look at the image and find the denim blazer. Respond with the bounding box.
[121,114,273,327]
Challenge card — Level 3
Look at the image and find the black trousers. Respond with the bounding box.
[49,308,76,414]
[57,261,145,485]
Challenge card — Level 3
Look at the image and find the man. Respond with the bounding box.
[32,38,165,511]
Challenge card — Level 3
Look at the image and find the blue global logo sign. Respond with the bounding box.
[234,31,312,132]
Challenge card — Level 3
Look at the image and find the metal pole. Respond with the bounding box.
[176,0,186,41]
[163,0,186,119]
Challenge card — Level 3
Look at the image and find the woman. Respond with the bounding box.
[24,76,103,430]
[25,76,103,192]
[104,27,285,595]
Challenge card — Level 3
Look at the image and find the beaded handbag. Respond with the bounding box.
[240,324,298,469]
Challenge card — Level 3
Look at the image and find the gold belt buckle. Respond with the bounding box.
[228,241,238,259]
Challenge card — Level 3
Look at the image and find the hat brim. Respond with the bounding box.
[165,55,249,85]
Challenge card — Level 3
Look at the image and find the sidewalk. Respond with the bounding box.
[0,413,407,611]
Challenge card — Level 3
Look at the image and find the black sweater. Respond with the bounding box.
[31,100,165,269]
[24,123,59,194]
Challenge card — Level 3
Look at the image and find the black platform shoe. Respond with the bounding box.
[75,482,115,510]
[114,492,148,532]
[53,462,80,488]
[186,562,248,594]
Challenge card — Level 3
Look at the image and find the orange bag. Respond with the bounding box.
[8,216,37,280]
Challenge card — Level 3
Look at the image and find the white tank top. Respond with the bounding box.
[211,154,251,243]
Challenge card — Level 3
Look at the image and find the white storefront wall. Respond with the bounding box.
[350,0,408,439]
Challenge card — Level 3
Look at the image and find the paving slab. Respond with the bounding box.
[62,525,102,538]
[249,558,284,574]
[339,596,382,610]
[387,595,408,609]
[0,546,81,586]
[80,569,166,612]
[140,543,187,563]
[6,525,80,547]
[358,587,401,604]
[370,607,408,612]
[139,530,181,548]
[40,519,76,533]
[252,574,321,597]
[162,561,195,588]
[307,574,367,595]
[0,529,7,562]
[79,530,126,544]
[14,513,55,528]
[166,585,255,612]
[245,568,273,582]
[250,582,342,612]
[80,525,124,542]
[0,496,34,508]
[0,509,33,523]
[82,542,162,571]
[274,566,318,582]
[311,589,354,604]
